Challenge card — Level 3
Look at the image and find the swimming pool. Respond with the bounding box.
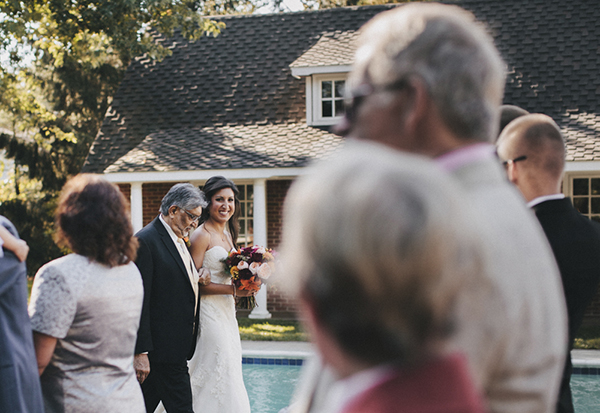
[572,375,600,412]
[242,358,600,413]
[243,363,302,413]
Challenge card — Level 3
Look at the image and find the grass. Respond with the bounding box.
[237,318,307,341]
[574,326,600,349]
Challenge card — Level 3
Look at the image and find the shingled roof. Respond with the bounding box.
[83,0,600,174]
[290,30,358,70]
[83,5,392,174]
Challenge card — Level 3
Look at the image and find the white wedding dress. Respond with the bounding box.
[155,246,251,413]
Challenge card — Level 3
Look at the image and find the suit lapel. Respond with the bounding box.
[152,218,193,288]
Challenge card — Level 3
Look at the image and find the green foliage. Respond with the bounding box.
[574,326,600,350]
[238,318,307,341]
[0,0,257,275]
[299,0,425,11]
[0,195,63,277]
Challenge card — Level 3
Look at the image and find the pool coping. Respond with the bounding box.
[240,344,600,375]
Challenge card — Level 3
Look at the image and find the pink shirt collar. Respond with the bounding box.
[435,143,496,172]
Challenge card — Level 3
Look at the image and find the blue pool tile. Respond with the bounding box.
[282,359,289,365]
[275,359,282,365]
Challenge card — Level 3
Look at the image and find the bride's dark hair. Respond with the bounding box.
[200,176,241,248]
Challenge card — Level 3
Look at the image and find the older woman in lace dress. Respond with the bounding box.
[29,174,145,413]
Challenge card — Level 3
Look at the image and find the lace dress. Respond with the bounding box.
[155,246,251,413]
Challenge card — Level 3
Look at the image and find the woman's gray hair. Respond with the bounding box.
[280,140,483,366]
[160,183,207,215]
[349,3,506,142]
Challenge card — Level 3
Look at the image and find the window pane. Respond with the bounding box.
[592,198,600,214]
[240,202,246,217]
[335,81,345,98]
[574,197,589,214]
[322,81,332,98]
[247,185,253,201]
[248,219,253,234]
[334,99,344,116]
[592,216,600,224]
[239,219,245,235]
[238,185,246,200]
[573,178,589,195]
[248,202,253,217]
[322,100,332,117]
[592,179,600,195]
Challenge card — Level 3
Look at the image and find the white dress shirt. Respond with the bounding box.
[159,215,199,310]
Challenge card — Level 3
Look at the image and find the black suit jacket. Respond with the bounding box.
[134,216,199,363]
[533,198,600,344]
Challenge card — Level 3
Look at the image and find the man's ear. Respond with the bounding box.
[507,161,519,184]
[403,77,429,136]
[168,205,178,216]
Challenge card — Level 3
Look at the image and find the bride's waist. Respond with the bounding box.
[210,277,232,285]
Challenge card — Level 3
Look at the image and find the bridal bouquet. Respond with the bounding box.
[223,245,276,309]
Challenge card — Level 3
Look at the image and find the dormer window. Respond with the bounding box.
[320,79,345,119]
[307,73,347,126]
[288,30,357,127]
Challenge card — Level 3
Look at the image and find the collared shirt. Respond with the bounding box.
[436,143,497,172]
[159,214,199,310]
[527,193,566,208]
[320,364,394,413]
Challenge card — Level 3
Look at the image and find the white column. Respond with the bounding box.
[249,178,272,319]
[130,182,144,234]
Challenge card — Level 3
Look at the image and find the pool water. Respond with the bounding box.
[243,364,302,413]
[572,375,600,412]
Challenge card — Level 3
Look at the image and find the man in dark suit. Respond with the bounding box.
[497,114,600,413]
[134,183,210,413]
[0,216,44,412]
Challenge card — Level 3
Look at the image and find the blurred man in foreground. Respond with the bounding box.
[290,3,567,413]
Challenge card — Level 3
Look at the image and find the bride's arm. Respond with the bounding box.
[190,227,251,296]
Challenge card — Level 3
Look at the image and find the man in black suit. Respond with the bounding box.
[134,183,210,413]
[497,114,600,413]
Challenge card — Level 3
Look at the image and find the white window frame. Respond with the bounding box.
[563,172,600,222]
[236,183,254,247]
[307,73,347,126]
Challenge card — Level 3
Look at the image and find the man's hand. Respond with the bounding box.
[134,353,150,384]
[198,267,211,286]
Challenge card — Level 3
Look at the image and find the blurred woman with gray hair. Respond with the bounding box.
[280,141,485,413]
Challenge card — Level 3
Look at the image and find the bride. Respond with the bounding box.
[188,176,252,412]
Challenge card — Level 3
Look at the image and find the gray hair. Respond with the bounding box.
[280,140,483,366]
[160,183,207,215]
[349,3,506,142]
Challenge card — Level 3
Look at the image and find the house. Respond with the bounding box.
[83,0,600,321]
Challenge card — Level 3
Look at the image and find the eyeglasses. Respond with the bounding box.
[502,155,527,168]
[338,78,410,136]
[182,208,201,223]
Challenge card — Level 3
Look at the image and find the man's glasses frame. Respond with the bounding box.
[502,155,527,168]
[182,208,201,223]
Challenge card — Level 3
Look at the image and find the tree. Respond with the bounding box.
[0,0,254,275]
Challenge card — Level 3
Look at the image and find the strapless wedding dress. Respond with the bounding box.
[155,246,251,413]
